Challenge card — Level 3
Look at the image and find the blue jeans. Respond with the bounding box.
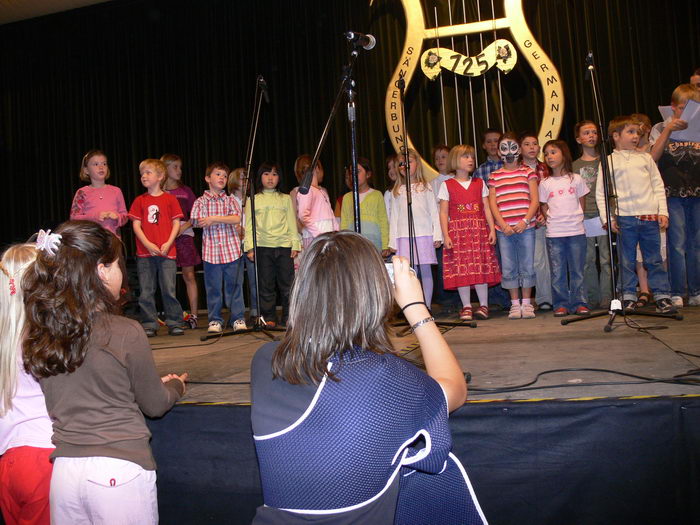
[546,234,587,312]
[583,234,612,307]
[137,256,183,330]
[203,259,245,325]
[534,226,552,304]
[617,216,671,301]
[666,197,700,297]
[237,253,258,317]
[497,227,536,289]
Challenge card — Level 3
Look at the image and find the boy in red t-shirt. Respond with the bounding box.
[129,159,185,337]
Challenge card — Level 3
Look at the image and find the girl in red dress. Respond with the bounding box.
[438,145,501,321]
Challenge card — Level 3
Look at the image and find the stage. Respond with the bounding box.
[144,306,700,524]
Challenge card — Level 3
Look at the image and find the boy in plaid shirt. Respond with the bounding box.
[191,162,247,333]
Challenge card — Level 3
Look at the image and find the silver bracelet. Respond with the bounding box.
[410,316,435,332]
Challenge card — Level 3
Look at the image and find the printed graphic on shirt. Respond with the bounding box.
[148,205,160,224]
[578,165,597,191]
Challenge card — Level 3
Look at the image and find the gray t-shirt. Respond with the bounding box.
[572,157,601,218]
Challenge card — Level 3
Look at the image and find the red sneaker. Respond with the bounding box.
[553,308,568,317]
[459,306,473,321]
[474,305,489,320]
[575,306,591,316]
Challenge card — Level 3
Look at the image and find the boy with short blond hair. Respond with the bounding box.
[191,162,246,334]
[129,158,186,336]
[596,116,675,313]
[649,83,700,306]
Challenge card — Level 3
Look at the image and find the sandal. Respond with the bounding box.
[636,291,653,308]
[459,306,473,321]
[474,305,489,320]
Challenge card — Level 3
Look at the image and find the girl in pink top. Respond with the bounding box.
[69,150,128,237]
[539,140,590,316]
[0,243,53,525]
[294,156,338,249]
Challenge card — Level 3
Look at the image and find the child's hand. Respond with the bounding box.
[290,250,298,258]
[488,229,496,245]
[145,241,160,256]
[99,211,117,221]
[658,215,669,230]
[199,217,216,228]
[160,242,172,256]
[381,249,391,258]
[606,219,618,233]
[392,256,423,309]
[667,118,688,132]
[502,224,515,236]
[433,240,442,248]
[247,250,255,261]
[512,220,527,233]
[444,236,453,249]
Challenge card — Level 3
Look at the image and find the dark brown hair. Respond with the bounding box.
[23,221,123,378]
[574,120,598,139]
[272,231,395,385]
[205,161,230,179]
[543,140,574,177]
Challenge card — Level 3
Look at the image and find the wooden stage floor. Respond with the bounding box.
[148,306,700,405]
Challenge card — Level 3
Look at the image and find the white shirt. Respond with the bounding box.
[388,183,443,249]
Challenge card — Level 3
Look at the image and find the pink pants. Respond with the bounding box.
[0,446,53,525]
[50,456,158,525]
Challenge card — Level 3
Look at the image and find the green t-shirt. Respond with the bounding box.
[573,157,600,218]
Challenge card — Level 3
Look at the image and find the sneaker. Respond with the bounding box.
[144,327,157,338]
[508,304,522,320]
[521,303,536,319]
[265,320,277,328]
[554,307,568,317]
[157,313,166,327]
[459,306,473,321]
[538,302,553,311]
[689,295,700,306]
[232,319,248,332]
[184,312,198,329]
[671,296,684,308]
[168,326,185,336]
[208,321,223,334]
[574,306,591,316]
[655,298,678,314]
[623,300,637,313]
[474,305,489,320]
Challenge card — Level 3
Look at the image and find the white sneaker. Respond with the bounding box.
[689,295,700,306]
[521,303,536,319]
[232,319,248,332]
[508,304,522,319]
[207,321,223,334]
[671,296,684,308]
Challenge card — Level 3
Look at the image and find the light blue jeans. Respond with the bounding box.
[547,234,587,312]
[534,226,552,304]
[666,197,700,297]
[497,227,536,290]
[137,256,183,330]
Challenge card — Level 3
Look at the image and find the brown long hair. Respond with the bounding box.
[272,231,395,385]
[543,140,574,178]
[23,221,123,378]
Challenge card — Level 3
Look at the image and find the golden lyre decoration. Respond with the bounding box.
[421,39,517,80]
[384,0,564,180]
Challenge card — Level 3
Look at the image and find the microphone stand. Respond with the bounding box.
[200,75,284,341]
[393,75,476,332]
[562,52,682,332]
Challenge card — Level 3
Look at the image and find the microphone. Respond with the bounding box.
[258,75,270,104]
[344,31,376,51]
[298,167,313,195]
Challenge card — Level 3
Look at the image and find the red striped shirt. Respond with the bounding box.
[488,166,538,229]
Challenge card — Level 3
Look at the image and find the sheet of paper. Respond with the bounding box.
[584,217,607,238]
[669,99,700,142]
[658,105,673,121]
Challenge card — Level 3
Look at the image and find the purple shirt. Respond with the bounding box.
[70,184,128,236]
[167,185,197,237]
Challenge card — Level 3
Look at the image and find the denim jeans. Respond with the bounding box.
[546,234,587,312]
[666,197,700,297]
[583,234,612,307]
[136,256,183,330]
[203,258,245,325]
[617,216,671,301]
[534,226,552,304]
[237,253,258,317]
[497,227,536,289]
[488,240,513,306]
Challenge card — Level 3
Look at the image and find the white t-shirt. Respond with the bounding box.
[438,178,489,201]
[539,174,589,237]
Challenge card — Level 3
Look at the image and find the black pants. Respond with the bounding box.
[256,246,294,322]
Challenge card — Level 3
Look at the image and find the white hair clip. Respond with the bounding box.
[36,229,62,256]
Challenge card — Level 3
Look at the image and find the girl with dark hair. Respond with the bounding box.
[0,243,53,525]
[250,231,487,524]
[540,141,590,316]
[22,220,187,525]
[244,163,300,327]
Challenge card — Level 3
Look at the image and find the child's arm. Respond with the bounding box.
[197,214,240,227]
[70,188,98,222]
[439,199,452,249]
[160,219,180,256]
[340,193,352,231]
[595,163,617,232]
[488,186,512,235]
[132,220,160,255]
[285,195,301,257]
[113,188,129,226]
[513,178,539,233]
[289,188,305,232]
[648,156,669,229]
[428,190,443,247]
[482,195,497,245]
[650,118,688,162]
[376,193,390,256]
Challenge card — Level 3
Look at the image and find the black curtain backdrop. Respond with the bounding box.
[1,0,698,247]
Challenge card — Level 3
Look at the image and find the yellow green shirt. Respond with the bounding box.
[244,190,301,252]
